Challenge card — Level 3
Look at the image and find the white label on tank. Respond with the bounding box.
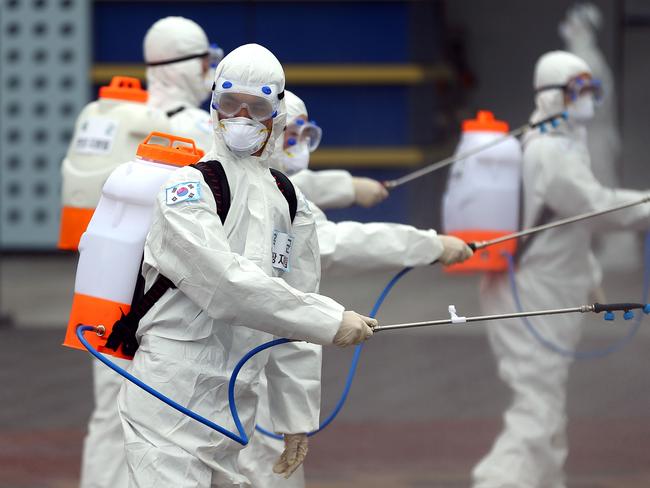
[271,230,293,272]
[73,117,119,155]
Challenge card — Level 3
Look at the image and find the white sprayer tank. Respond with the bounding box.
[64,133,204,359]
[58,77,171,250]
[442,110,522,272]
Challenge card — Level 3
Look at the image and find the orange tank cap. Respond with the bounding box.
[136,132,205,167]
[462,110,509,133]
[99,76,148,103]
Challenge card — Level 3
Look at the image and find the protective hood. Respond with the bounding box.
[559,3,601,50]
[144,17,211,111]
[285,89,308,125]
[205,43,286,166]
[531,50,592,124]
[269,90,309,174]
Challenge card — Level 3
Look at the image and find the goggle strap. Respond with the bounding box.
[147,51,209,67]
[535,84,567,94]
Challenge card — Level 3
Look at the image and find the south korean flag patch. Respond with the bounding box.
[166,181,201,205]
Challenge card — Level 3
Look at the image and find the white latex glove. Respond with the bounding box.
[273,433,308,479]
[438,235,473,265]
[352,177,389,208]
[333,311,376,346]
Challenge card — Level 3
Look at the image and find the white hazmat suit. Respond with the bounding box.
[145,16,214,151]
[239,89,471,488]
[560,2,619,187]
[559,2,638,270]
[472,51,650,488]
[117,43,373,488]
[80,18,218,488]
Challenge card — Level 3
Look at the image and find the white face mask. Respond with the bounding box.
[281,142,310,175]
[219,117,269,156]
[567,94,595,123]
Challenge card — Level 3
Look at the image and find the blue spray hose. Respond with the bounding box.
[77,324,252,445]
[76,266,414,445]
[77,230,650,444]
[254,266,413,440]
[505,232,650,359]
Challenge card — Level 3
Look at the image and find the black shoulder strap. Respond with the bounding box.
[270,168,297,223]
[104,274,174,357]
[192,160,231,224]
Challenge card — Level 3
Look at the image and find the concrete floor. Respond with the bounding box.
[1,253,650,487]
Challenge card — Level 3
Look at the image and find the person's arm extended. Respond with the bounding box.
[290,169,355,209]
[542,143,650,231]
[312,204,445,271]
[145,167,344,344]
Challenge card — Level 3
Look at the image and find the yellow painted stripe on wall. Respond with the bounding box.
[309,145,455,169]
[91,63,452,86]
[310,147,424,168]
[285,64,452,84]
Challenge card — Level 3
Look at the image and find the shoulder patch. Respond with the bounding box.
[166,181,201,205]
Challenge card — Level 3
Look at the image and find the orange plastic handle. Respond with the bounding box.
[109,76,143,90]
[99,76,148,103]
[141,131,201,155]
[137,132,205,167]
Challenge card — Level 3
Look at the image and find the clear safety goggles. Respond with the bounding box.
[286,119,322,152]
[211,79,281,122]
[211,91,278,121]
[147,44,221,68]
[537,75,603,105]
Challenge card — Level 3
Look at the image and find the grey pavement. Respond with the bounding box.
[1,254,649,487]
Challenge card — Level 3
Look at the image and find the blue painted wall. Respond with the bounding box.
[94,1,411,63]
[292,86,409,146]
[93,1,445,225]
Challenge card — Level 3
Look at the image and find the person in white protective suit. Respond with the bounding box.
[282,93,388,209]
[79,18,222,488]
[238,89,473,488]
[472,51,650,488]
[117,43,378,488]
[560,2,619,187]
[144,16,222,151]
[559,2,639,270]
